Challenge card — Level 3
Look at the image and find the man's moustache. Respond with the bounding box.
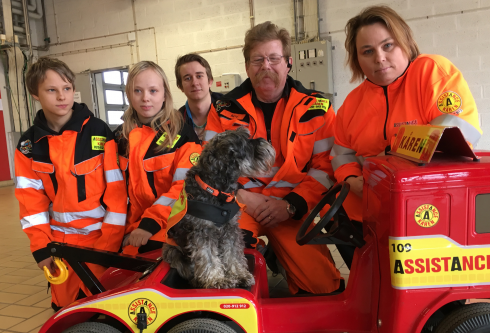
[255,71,280,86]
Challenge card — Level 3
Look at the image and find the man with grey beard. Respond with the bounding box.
[205,21,341,295]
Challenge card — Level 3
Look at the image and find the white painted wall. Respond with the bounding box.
[34,0,490,148]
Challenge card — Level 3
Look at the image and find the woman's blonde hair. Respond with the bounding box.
[345,5,420,83]
[121,61,182,153]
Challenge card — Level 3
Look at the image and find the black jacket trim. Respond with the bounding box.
[33,247,51,263]
[283,192,308,220]
[139,217,162,235]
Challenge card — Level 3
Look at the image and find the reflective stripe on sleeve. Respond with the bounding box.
[430,114,482,146]
[20,211,49,229]
[266,180,300,189]
[153,196,177,207]
[307,168,334,189]
[330,144,357,158]
[270,196,283,200]
[16,177,44,190]
[104,211,127,226]
[50,223,102,235]
[50,206,106,223]
[313,137,335,155]
[204,130,218,142]
[172,168,189,182]
[105,169,124,183]
[331,154,360,171]
[243,180,264,189]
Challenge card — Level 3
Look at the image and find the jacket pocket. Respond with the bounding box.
[143,152,176,198]
[32,161,54,173]
[72,153,104,202]
[143,153,174,172]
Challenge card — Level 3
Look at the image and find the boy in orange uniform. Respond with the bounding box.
[15,57,127,311]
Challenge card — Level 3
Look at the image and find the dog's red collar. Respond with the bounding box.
[195,175,235,203]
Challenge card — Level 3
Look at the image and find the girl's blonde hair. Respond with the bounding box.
[121,61,182,153]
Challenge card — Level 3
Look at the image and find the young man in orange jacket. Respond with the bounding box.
[205,22,341,295]
[15,57,127,311]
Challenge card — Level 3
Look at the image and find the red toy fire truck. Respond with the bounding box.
[39,125,490,333]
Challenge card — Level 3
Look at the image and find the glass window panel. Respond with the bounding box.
[105,90,123,105]
[123,72,128,85]
[476,194,490,233]
[103,71,122,85]
[107,111,124,125]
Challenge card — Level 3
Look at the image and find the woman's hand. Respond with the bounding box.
[124,228,153,247]
[236,189,270,215]
[38,257,55,274]
[254,198,290,228]
[346,176,364,198]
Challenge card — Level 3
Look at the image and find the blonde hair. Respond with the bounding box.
[243,21,291,62]
[121,61,182,153]
[345,5,420,83]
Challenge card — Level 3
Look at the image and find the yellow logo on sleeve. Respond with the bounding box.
[189,152,200,166]
[437,91,462,114]
[91,136,106,150]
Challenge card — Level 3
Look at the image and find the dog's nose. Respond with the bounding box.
[222,211,228,216]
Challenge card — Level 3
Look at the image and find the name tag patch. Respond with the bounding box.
[91,136,106,150]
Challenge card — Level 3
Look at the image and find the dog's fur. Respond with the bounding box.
[162,127,275,289]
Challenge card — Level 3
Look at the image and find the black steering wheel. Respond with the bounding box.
[296,182,353,246]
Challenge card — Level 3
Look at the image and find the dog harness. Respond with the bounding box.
[186,200,240,228]
[195,175,235,203]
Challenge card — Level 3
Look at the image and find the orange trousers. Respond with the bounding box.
[237,212,341,294]
[50,261,106,308]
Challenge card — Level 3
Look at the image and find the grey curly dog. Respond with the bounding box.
[162,127,275,289]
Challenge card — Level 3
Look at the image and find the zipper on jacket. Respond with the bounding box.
[382,86,389,140]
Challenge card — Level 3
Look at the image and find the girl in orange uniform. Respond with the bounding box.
[114,61,201,255]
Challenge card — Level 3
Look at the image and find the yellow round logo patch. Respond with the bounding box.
[189,152,200,166]
[128,298,157,326]
[414,204,440,228]
[437,91,462,114]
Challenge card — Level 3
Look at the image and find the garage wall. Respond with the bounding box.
[38,0,490,148]
[39,0,293,109]
[321,0,490,149]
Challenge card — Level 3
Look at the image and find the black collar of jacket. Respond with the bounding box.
[33,102,93,142]
[179,91,224,123]
[186,199,240,228]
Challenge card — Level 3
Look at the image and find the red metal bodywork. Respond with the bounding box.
[39,152,490,333]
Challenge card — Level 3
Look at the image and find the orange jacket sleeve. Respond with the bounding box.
[331,102,363,183]
[92,138,128,252]
[136,142,202,235]
[14,150,54,263]
[421,56,482,146]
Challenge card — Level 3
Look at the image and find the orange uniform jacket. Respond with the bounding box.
[206,77,335,216]
[206,76,341,294]
[15,103,127,307]
[332,54,482,221]
[115,122,202,255]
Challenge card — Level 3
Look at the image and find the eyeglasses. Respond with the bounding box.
[248,55,287,66]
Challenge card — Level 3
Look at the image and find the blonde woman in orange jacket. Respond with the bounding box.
[114,61,201,256]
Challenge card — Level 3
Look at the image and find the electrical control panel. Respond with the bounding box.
[290,40,334,98]
[211,74,242,94]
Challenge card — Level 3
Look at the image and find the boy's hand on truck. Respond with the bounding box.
[38,257,56,274]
